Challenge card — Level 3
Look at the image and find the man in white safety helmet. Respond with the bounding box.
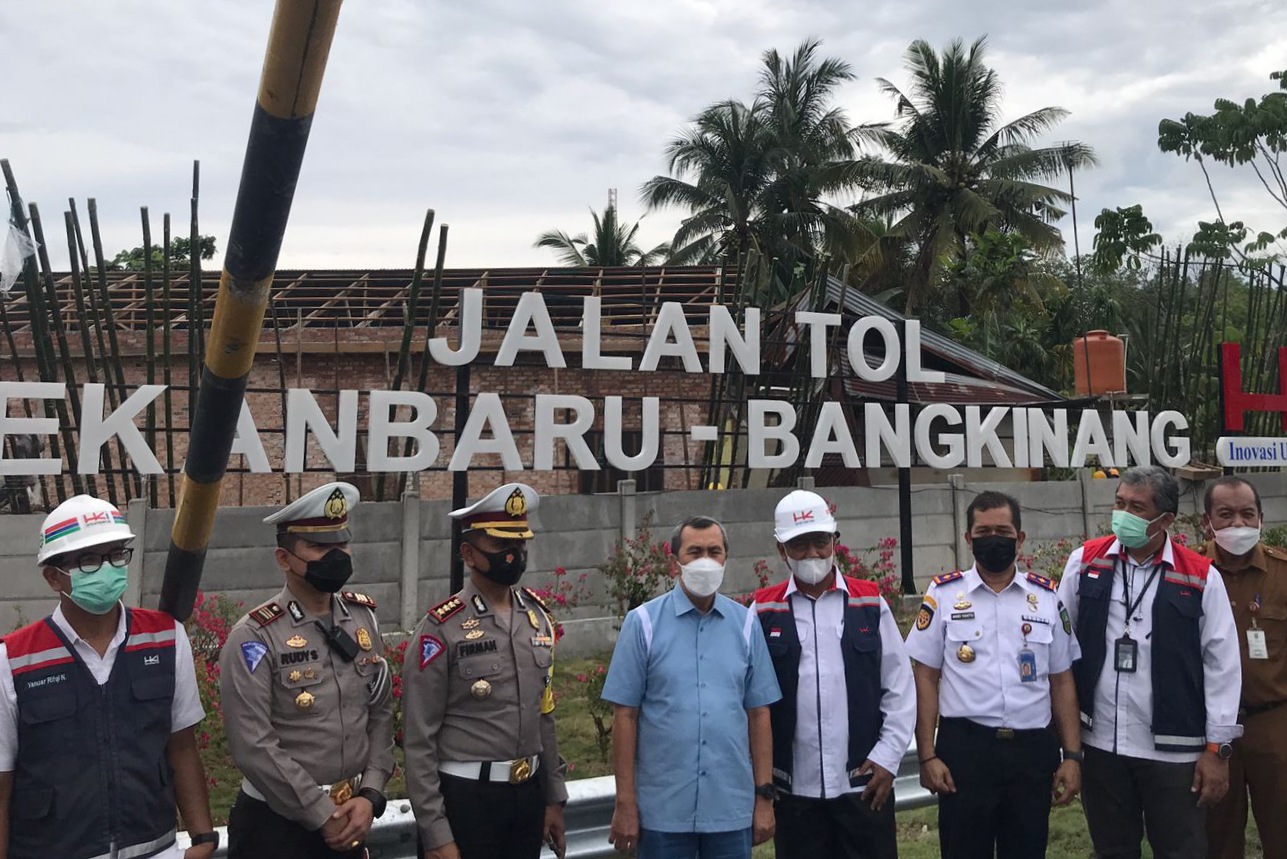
[748,490,915,859]
[0,494,217,859]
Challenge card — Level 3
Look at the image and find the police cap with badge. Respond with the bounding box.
[450,483,539,588]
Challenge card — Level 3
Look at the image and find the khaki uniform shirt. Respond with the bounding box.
[220,583,396,831]
[1204,541,1287,710]
[402,581,568,849]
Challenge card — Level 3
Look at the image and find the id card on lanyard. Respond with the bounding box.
[1116,556,1160,674]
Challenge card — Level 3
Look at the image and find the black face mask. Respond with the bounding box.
[298,547,354,593]
[972,535,1018,574]
[473,544,527,586]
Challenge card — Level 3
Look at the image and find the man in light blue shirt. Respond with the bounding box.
[603,516,782,859]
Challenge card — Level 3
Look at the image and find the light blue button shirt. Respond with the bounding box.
[602,585,781,833]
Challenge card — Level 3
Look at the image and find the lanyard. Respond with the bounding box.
[1119,555,1161,633]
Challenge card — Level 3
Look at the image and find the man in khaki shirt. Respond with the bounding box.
[1201,476,1287,859]
[220,482,395,858]
[403,482,568,859]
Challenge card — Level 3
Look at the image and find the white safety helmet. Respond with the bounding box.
[36,495,135,566]
[774,490,838,544]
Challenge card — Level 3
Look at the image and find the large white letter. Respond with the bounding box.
[1028,409,1070,468]
[582,296,633,371]
[748,400,799,469]
[428,288,482,366]
[1151,410,1190,467]
[449,393,523,471]
[603,397,659,471]
[904,320,946,383]
[847,317,900,382]
[0,381,64,475]
[535,395,599,471]
[965,406,1012,468]
[863,402,911,468]
[495,292,566,368]
[914,404,965,469]
[795,312,841,378]
[77,384,164,475]
[230,400,272,473]
[1070,410,1114,468]
[1112,410,1151,467]
[367,390,440,471]
[640,302,703,372]
[284,389,359,472]
[805,402,861,468]
[709,305,760,375]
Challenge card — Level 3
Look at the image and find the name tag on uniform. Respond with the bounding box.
[1248,629,1269,660]
[1018,648,1037,683]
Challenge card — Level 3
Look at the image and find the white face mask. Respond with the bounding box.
[789,556,833,586]
[680,557,725,598]
[1214,525,1261,557]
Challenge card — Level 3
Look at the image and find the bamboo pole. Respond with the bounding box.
[188,163,201,421]
[160,0,346,620]
[269,296,292,503]
[141,207,159,504]
[162,213,176,504]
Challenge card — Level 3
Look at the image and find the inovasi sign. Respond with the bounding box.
[1,292,1193,476]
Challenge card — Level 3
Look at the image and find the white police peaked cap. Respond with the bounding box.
[450,483,539,539]
[264,482,360,544]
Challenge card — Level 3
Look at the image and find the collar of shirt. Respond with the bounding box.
[1101,536,1175,571]
[960,564,1026,596]
[50,602,127,650]
[784,566,846,600]
[671,582,729,618]
[1203,540,1267,574]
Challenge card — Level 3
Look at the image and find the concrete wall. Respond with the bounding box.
[3,472,1282,655]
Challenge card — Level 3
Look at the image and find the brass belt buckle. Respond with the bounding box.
[329,778,354,806]
[996,728,1015,740]
[509,757,533,784]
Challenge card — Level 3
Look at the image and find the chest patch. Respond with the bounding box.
[457,639,500,659]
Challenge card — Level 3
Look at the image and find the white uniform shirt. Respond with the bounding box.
[1057,538,1243,762]
[0,603,205,859]
[905,566,1080,730]
[762,573,915,798]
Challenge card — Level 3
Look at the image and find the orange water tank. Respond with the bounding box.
[1073,331,1126,396]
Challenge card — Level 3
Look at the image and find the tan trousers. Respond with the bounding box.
[1206,704,1287,859]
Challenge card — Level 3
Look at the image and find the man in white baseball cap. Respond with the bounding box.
[748,490,915,859]
[0,494,217,859]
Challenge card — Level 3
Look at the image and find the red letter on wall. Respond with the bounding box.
[1220,342,1287,432]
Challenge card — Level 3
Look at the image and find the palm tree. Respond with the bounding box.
[853,36,1097,312]
[641,40,870,291]
[534,202,670,267]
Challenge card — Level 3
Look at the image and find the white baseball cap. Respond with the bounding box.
[774,490,837,543]
[37,495,135,565]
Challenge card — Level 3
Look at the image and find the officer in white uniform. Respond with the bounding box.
[904,490,1082,859]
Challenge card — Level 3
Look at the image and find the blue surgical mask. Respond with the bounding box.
[1111,510,1164,549]
[63,562,129,615]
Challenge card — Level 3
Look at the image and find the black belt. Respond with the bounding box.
[1242,700,1287,719]
[940,717,1053,740]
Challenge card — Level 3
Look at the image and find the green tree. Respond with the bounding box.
[534,203,670,267]
[1091,204,1162,272]
[851,36,1097,312]
[109,235,217,270]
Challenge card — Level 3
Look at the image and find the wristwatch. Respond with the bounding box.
[190,832,220,849]
[1062,749,1085,763]
[358,786,388,818]
[1206,742,1233,760]
[754,783,778,801]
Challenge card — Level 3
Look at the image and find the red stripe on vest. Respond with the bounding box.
[128,608,177,635]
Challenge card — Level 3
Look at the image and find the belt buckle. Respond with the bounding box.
[509,757,533,784]
[329,778,354,806]
[996,728,1015,740]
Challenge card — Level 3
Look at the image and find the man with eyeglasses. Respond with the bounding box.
[0,494,217,859]
[749,490,914,859]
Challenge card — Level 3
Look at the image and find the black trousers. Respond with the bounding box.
[774,790,898,859]
[418,772,546,859]
[1081,746,1205,859]
[227,790,365,859]
[935,717,1061,859]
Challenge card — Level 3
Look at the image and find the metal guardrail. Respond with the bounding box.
[184,744,935,858]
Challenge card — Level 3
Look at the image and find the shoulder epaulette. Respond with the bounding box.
[1026,572,1058,592]
[341,590,377,609]
[249,602,285,627]
[428,595,464,624]
[1265,545,1287,562]
[522,587,551,612]
[931,571,964,587]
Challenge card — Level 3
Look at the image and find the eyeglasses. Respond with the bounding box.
[786,533,835,552]
[64,547,134,574]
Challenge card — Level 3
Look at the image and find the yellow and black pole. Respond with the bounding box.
[159,0,344,620]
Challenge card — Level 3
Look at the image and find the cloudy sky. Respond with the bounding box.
[4,0,1286,272]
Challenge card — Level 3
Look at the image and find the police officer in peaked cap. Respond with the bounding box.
[221,482,395,858]
[403,482,568,859]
